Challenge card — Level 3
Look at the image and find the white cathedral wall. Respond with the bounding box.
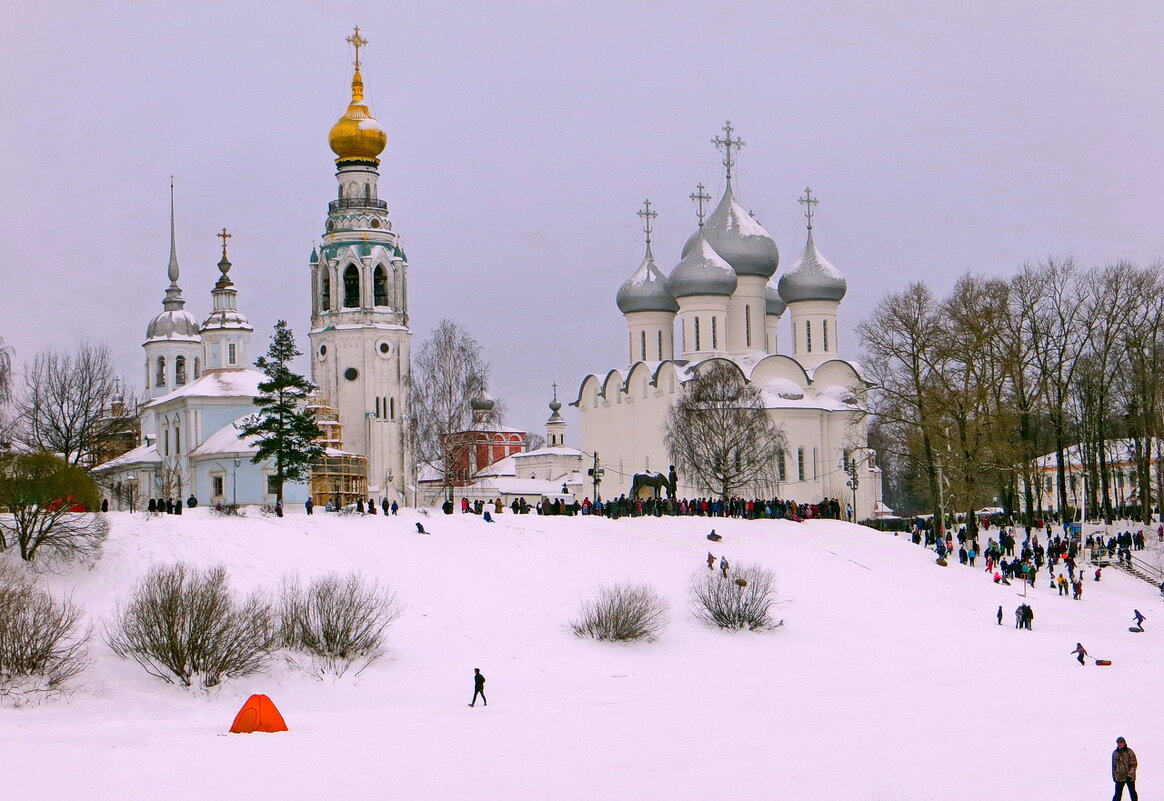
[624,311,675,363]
[726,276,767,353]
[787,300,840,371]
[765,315,781,355]
[677,297,730,359]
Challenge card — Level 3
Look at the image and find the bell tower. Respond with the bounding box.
[309,27,412,504]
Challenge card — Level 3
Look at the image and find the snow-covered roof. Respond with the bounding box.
[148,368,264,407]
[1033,439,1157,470]
[475,455,518,478]
[513,447,586,459]
[93,442,161,472]
[190,417,261,457]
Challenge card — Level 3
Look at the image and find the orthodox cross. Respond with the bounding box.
[552,382,558,400]
[798,187,819,230]
[712,120,745,181]
[217,227,232,258]
[346,26,369,70]
[690,183,712,227]
[636,198,657,245]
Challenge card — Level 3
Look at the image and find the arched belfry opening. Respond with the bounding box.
[373,265,388,306]
[343,264,360,308]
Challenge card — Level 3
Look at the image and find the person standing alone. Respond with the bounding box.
[470,668,487,707]
[1112,736,1138,801]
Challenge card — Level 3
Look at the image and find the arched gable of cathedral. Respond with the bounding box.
[624,361,655,399]
[601,369,627,402]
[747,354,812,390]
[807,358,866,391]
[571,374,603,410]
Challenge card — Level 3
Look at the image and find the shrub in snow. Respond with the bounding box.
[689,564,777,631]
[0,563,89,702]
[571,583,668,642]
[106,563,276,689]
[278,572,402,677]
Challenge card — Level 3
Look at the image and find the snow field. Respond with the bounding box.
[4,509,1160,800]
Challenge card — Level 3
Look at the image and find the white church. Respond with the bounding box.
[97,30,410,509]
[573,126,884,517]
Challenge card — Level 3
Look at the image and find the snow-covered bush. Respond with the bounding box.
[689,564,778,630]
[571,582,668,642]
[0,563,89,702]
[106,563,276,690]
[278,572,402,677]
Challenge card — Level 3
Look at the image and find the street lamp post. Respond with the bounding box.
[233,456,241,506]
[845,458,860,522]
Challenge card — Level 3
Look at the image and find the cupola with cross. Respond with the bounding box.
[778,187,848,370]
[680,122,779,355]
[616,199,677,364]
[668,181,736,360]
[200,228,253,371]
[309,27,413,506]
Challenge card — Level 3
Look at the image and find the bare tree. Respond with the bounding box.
[0,564,90,701]
[15,343,136,468]
[278,572,403,677]
[665,361,784,500]
[571,583,668,642]
[525,433,546,452]
[106,563,277,690]
[0,452,108,565]
[689,564,779,630]
[410,320,500,495]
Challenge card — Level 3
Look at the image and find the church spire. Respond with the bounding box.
[161,177,187,311]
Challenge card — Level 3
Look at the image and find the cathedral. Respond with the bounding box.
[573,126,884,517]
[97,30,411,509]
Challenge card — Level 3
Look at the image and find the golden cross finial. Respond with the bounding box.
[346,26,369,70]
[217,227,232,258]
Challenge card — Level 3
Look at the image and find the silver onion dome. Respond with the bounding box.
[777,229,847,303]
[681,184,778,279]
[765,281,787,316]
[146,309,202,340]
[616,244,679,314]
[668,232,738,298]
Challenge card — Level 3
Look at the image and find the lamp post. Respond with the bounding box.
[233,456,241,506]
[845,457,860,522]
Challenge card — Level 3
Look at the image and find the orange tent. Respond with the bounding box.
[229,694,288,734]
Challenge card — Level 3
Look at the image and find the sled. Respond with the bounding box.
[734,578,748,587]
[936,558,948,567]
[1129,627,1144,633]
[707,533,721,542]
[1095,659,1112,666]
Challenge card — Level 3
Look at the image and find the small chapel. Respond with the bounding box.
[573,124,884,517]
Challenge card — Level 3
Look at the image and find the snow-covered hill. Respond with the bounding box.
[5,509,1160,801]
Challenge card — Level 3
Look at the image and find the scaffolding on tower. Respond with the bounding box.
[307,399,369,508]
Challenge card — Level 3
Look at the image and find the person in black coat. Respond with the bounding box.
[470,668,487,707]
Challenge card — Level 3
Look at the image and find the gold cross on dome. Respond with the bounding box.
[346,26,369,70]
[637,198,657,245]
[690,183,712,227]
[217,227,232,257]
[712,120,745,181]
[798,187,819,230]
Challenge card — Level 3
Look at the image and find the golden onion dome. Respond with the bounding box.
[328,68,387,163]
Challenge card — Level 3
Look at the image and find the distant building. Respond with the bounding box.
[1030,439,1163,514]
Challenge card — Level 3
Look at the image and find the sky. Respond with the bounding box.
[2,0,1162,434]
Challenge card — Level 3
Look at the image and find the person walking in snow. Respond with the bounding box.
[719,556,730,578]
[997,605,1003,625]
[1112,737,1139,801]
[470,668,487,707]
[1132,609,1146,630]
[707,551,716,570]
[1071,642,1088,666]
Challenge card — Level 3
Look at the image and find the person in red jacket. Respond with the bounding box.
[1070,642,1087,666]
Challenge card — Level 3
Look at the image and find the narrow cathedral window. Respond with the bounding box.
[156,356,166,387]
[343,265,360,307]
[390,398,395,419]
[657,330,663,360]
[175,356,187,386]
[375,397,381,418]
[694,318,701,351]
[805,321,812,353]
[776,449,786,481]
[797,447,805,481]
[228,343,237,365]
[374,266,388,306]
[823,320,829,351]
[745,306,752,347]
[321,273,331,311]
[193,357,201,379]
[640,331,646,362]
[711,317,718,349]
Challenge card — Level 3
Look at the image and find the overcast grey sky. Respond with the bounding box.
[2,0,1161,434]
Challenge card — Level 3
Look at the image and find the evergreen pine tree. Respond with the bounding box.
[239,321,324,514]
